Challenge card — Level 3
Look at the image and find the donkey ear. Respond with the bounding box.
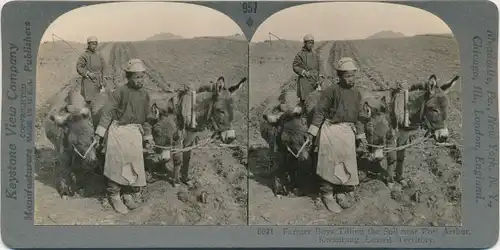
[228,77,247,94]
[214,76,226,94]
[441,75,460,94]
[167,96,178,114]
[151,102,158,111]
[363,101,372,118]
[427,74,438,90]
[380,96,389,113]
[150,102,160,118]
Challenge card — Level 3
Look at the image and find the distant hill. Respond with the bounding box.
[146,32,183,41]
[367,30,406,39]
[195,33,247,41]
[414,33,455,39]
[224,33,247,41]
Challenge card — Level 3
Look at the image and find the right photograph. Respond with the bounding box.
[248,2,463,226]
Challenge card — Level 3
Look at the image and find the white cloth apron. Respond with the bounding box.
[103,121,147,187]
[315,122,359,186]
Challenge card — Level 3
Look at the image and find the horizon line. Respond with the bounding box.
[42,31,454,45]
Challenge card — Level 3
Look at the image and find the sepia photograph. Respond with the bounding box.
[35,2,249,225]
[248,2,463,226]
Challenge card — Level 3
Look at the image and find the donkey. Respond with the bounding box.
[150,76,247,187]
[45,90,109,198]
[362,74,460,188]
[355,95,398,183]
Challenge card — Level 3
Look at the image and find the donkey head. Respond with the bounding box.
[362,95,392,161]
[414,74,460,142]
[206,76,247,143]
[49,91,97,165]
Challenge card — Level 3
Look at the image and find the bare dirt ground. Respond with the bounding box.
[248,36,463,226]
[34,38,249,225]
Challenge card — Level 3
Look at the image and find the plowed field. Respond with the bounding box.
[34,38,249,225]
[248,36,463,226]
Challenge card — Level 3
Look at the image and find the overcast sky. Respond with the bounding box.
[41,1,453,43]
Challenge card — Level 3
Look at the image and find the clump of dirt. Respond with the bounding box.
[427,157,444,178]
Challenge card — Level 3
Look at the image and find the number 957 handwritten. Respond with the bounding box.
[242,2,258,14]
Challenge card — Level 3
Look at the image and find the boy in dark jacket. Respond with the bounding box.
[94,58,155,214]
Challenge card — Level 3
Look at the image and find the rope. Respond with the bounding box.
[364,134,431,153]
[364,133,462,153]
[436,139,463,148]
[149,135,247,155]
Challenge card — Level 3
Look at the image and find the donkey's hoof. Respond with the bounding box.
[290,187,303,197]
[57,180,73,198]
[76,188,86,197]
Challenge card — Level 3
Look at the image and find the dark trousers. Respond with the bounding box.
[319,179,355,195]
[311,150,355,195]
[106,178,140,196]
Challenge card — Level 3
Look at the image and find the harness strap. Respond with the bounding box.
[285,138,311,159]
[73,140,97,159]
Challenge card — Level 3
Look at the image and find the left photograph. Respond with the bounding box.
[35,2,249,225]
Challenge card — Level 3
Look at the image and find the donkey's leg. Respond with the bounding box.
[281,154,298,195]
[395,131,410,185]
[272,150,288,197]
[73,162,89,196]
[56,152,75,198]
[289,159,301,196]
[385,129,398,187]
[172,139,184,187]
[180,131,197,185]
